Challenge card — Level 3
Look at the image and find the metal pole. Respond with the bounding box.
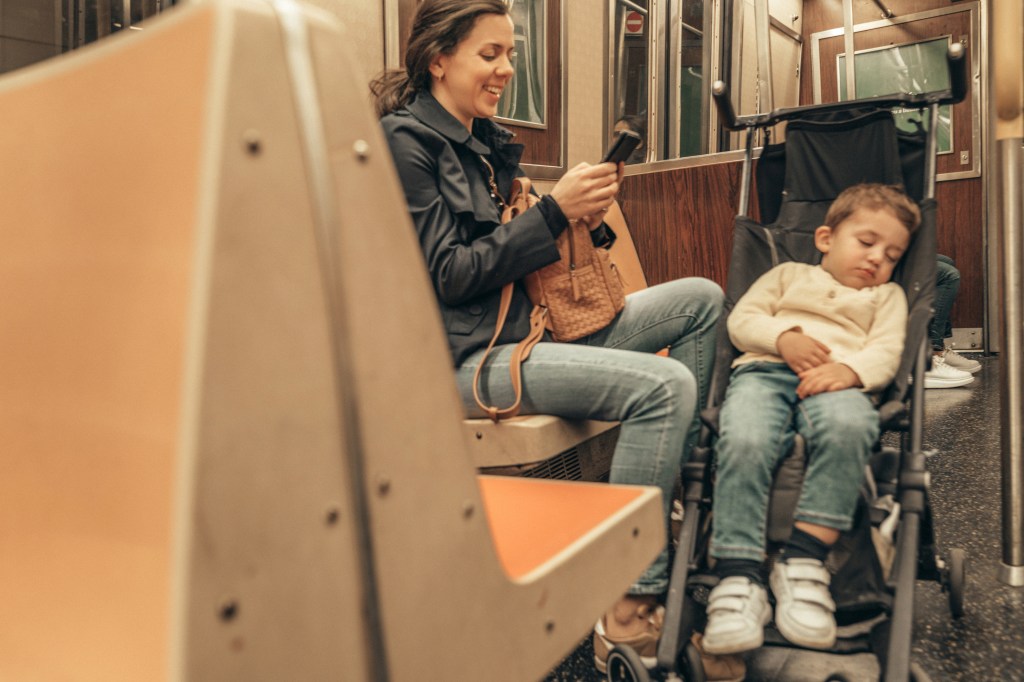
[754,0,773,114]
[999,139,1024,586]
[994,0,1024,587]
[842,0,855,100]
[738,128,754,218]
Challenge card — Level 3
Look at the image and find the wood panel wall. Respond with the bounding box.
[617,162,754,288]
[800,0,984,329]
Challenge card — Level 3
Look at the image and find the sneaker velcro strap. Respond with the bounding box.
[708,579,757,614]
[710,579,755,600]
[790,585,836,611]
[707,595,749,615]
[782,562,830,582]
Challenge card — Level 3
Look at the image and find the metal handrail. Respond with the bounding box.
[712,42,968,132]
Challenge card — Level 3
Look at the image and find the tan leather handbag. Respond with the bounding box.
[472,167,626,421]
[524,210,626,342]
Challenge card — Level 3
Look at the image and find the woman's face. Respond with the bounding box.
[430,13,516,130]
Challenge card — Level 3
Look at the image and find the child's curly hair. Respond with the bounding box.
[825,183,921,235]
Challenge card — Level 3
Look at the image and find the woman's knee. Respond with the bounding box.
[639,360,696,418]
[682,277,725,312]
[647,277,724,313]
[936,259,961,286]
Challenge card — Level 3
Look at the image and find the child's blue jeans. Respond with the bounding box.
[710,362,879,562]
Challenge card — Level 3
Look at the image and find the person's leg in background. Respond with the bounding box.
[925,256,979,387]
[930,255,959,354]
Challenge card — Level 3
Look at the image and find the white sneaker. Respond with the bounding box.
[941,347,982,374]
[770,558,837,649]
[702,577,772,655]
[924,355,974,389]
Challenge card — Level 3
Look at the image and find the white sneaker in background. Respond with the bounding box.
[941,347,982,374]
[924,355,974,389]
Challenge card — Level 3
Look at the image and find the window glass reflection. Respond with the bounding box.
[496,0,546,126]
[611,0,649,163]
[678,0,706,157]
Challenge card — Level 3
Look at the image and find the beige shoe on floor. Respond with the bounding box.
[592,603,663,673]
[941,347,982,374]
[924,355,974,389]
[690,632,747,682]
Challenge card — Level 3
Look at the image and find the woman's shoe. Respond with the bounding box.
[592,603,663,673]
[924,356,974,389]
[942,347,982,374]
[690,632,747,682]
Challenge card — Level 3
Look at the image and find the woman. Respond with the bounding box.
[370,0,724,673]
[614,114,648,165]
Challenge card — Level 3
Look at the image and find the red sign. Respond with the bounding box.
[624,10,644,35]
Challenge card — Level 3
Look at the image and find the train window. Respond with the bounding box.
[608,0,720,161]
[675,0,710,157]
[610,0,715,162]
[0,0,178,77]
[495,0,547,128]
[810,2,980,180]
[837,37,953,154]
[609,0,802,163]
[610,1,651,163]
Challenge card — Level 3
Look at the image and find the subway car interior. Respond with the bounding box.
[1,0,1022,680]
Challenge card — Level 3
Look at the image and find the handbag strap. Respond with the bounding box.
[472,283,547,422]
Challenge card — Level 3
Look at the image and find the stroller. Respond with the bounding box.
[605,44,969,682]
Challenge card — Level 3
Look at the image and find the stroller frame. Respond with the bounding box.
[607,44,970,682]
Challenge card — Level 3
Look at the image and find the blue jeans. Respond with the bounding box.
[710,363,878,562]
[457,278,723,594]
[930,255,960,351]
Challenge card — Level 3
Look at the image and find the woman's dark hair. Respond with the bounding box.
[615,114,647,146]
[369,0,509,118]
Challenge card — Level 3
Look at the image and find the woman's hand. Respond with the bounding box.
[548,161,620,220]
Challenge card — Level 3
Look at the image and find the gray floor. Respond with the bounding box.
[544,355,1024,681]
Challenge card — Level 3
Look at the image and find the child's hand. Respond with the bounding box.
[796,363,862,398]
[777,330,831,373]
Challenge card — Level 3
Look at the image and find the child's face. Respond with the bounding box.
[815,207,911,289]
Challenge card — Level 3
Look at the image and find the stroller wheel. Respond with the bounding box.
[605,645,651,682]
[947,547,967,618]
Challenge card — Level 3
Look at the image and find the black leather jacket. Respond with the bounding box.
[381,92,568,367]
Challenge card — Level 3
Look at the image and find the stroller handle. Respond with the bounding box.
[713,42,968,132]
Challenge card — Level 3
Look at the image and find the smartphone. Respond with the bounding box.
[601,129,642,164]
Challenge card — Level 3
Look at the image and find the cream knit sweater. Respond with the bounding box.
[728,262,907,392]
